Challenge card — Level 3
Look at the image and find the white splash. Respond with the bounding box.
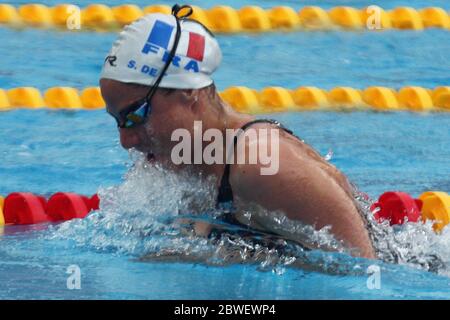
[47,149,450,276]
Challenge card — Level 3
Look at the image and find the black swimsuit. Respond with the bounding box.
[209,119,312,251]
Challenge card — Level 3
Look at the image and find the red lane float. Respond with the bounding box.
[371,191,450,233]
[90,194,100,211]
[46,192,92,221]
[370,191,422,225]
[1,192,99,225]
[3,192,50,224]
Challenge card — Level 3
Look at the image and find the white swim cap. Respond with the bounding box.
[100,8,222,89]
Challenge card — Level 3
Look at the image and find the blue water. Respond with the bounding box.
[1,0,450,299]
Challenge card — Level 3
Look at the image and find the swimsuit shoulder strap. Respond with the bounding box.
[238,119,293,135]
[216,119,293,207]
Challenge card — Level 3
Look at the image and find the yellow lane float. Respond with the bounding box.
[186,6,212,30]
[0,4,20,25]
[389,7,424,30]
[0,196,4,226]
[397,86,434,111]
[363,87,400,111]
[112,4,143,27]
[298,6,331,30]
[291,86,328,110]
[420,192,450,232]
[328,6,363,29]
[44,87,83,109]
[419,7,450,29]
[7,87,45,108]
[207,5,241,33]
[220,86,260,114]
[0,89,10,110]
[432,87,450,110]
[80,87,106,109]
[328,87,364,109]
[260,87,296,112]
[143,5,171,15]
[51,4,80,27]
[267,6,300,29]
[18,4,52,27]
[360,6,392,30]
[81,4,116,29]
[238,6,271,31]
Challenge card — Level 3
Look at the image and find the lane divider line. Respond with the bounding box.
[0,192,99,225]
[1,191,449,233]
[1,86,449,113]
[0,4,449,33]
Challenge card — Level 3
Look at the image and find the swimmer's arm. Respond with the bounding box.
[230,138,376,259]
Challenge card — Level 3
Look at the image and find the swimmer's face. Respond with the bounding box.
[100,78,192,161]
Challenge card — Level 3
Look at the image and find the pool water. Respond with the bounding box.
[1,0,450,299]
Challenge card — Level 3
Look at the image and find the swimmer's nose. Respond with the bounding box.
[119,128,141,149]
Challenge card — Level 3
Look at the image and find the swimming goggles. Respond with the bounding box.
[113,4,193,129]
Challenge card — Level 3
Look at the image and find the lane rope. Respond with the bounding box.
[0,4,449,33]
[1,191,449,233]
[1,86,449,113]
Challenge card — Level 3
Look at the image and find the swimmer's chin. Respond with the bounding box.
[146,152,167,167]
[146,153,182,171]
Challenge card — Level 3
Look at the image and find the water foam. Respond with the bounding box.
[354,190,450,275]
[46,149,450,276]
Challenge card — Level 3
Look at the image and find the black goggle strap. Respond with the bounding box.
[115,5,193,128]
[144,4,191,107]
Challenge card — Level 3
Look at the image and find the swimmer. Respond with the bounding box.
[100,5,377,259]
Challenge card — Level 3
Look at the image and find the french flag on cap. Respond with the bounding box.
[142,20,205,61]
